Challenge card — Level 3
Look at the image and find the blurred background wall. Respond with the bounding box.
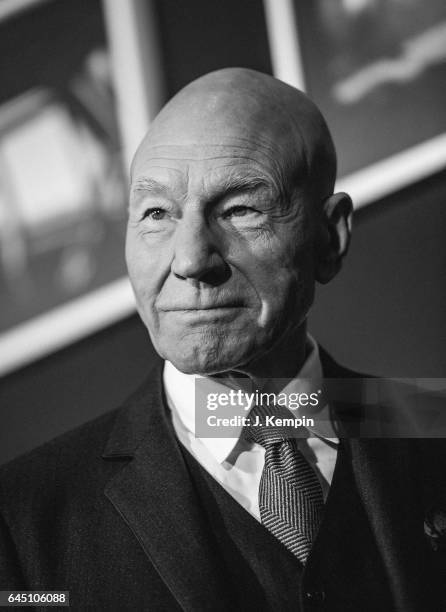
[0,0,445,465]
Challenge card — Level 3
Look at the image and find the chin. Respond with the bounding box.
[167,353,237,376]
[160,337,254,376]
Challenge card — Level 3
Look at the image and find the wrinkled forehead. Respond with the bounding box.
[130,144,290,211]
[132,110,300,203]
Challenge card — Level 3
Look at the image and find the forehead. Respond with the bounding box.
[134,138,274,170]
[131,153,273,207]
[131,134,305,202]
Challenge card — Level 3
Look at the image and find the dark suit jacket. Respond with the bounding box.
[1,350,446,611]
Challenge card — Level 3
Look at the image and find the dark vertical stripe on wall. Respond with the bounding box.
[153,0,273,96]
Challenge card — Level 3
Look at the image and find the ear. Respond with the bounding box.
[315,192,353,284]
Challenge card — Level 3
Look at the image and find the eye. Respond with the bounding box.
[142,207,167,221]
[223,205,257,218]
[139,207,174,233]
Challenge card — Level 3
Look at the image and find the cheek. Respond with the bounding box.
[248,246,314,325]
[125,232,169,312]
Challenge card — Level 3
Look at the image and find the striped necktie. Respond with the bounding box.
[245,405,324,564]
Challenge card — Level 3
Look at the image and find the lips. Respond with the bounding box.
[157,298,245,311]
[159,303,243,311]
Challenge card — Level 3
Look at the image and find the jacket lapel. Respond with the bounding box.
[102,362,234,611]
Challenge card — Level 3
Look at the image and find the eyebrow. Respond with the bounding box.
[131,178,172,196]
[203,174,275,209]
[218,175,270,195]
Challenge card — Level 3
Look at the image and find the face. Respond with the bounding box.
[126,127,316,375]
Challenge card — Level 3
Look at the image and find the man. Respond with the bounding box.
[0,69,445,611]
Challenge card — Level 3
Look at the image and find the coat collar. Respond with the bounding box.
[102,360,164,459]
[102,359,235,611]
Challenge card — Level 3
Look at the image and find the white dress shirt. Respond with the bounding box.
[163,335,339,521]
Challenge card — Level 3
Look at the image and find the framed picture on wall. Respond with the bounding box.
[263,0,446,207]
[0,0,162,375]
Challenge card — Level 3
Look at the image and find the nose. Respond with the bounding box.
[171,215,228,284]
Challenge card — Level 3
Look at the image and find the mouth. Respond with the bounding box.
[159,302,245,312]
[158,303,246,322]
[166,306,241,312]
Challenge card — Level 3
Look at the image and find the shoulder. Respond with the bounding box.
[0,360,164,492]
[0,407,119,516]
[0,407,125,576]
[318,344,367,379]
[0,362,164,518]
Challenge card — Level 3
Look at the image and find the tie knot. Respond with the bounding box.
[244,403,301,448]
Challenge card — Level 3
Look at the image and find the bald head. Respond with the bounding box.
[132,68,337,205]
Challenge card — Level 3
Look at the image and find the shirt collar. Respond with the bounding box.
[163,334,339,464]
